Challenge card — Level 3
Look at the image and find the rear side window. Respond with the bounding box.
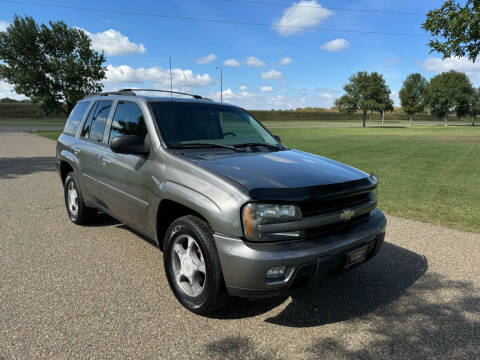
[64,102,90,136]
[108,101,147,143]
[81,100,113,142]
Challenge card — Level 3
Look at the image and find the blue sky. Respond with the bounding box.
[1,0,479,109]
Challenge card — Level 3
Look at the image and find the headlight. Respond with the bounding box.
[242,203,303,242]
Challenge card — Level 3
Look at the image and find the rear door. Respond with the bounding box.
[75,100,113,205]
[96,100,154,232]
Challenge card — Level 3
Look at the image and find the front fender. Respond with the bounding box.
[150,180,245,241]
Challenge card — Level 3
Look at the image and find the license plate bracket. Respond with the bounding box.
[344,244,369,269]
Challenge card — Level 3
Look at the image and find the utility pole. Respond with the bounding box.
[382,110,384,126]
[216,66,223,102]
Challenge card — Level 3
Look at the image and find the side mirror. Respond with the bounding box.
[273,135,281,143]
[110,135,150,156]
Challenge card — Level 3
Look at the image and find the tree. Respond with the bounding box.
[0,15,106,115]
[427,70,474,125]
[335,71,392,127]
[422,0,480,62]
[471,87,480,126]
[399,73,429,126]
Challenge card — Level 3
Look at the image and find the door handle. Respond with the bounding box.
[101,157,111,166]
[73,148,80,155]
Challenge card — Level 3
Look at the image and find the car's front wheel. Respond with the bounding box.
[163,215,230,314]
[64,171,97,225]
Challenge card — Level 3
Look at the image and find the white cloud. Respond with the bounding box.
[422,56,480,84]
[105,65,213,88]
[279,57,293,65]
[224,58,241,67]
[196,54,217,64]
[209,88,255,102]
[422,56,480,72]
[223,89,255,100]
[205,87,342,110]
[81,28,146,56]
[239,85,247,90]
[260,86,273,92]
[321,38,350,52]
[0,81,26,100]
[0,21,9,32]
[273,0,332,36]
[245,56,265,67]
[261,70,283,80]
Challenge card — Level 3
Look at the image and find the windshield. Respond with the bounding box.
[149,101,278,147]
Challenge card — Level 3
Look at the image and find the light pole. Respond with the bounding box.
[216,66,223,103]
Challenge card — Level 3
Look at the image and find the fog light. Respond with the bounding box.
[266,266,286,279]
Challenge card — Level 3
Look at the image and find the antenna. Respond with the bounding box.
[169,57,173,99]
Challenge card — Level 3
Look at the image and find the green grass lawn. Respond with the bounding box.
[0,118,66,126]
[34,130,62,140]
[36,126,480,233]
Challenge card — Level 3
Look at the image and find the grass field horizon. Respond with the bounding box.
[35,125,480,234]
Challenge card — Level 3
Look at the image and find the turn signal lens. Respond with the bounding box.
[243,204,255,240]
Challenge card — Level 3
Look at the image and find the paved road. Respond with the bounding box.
[1,132,479,360]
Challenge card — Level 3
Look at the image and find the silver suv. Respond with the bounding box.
[56,89,387,314]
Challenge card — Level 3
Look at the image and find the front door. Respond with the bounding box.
[96,101,154,233]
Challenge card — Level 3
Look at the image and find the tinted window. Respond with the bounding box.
[109,101,147,143]
[64,102,90,135]
[150,102,276,146]
[81,101,112,142]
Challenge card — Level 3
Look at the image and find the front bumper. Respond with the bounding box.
[214,209,387,298]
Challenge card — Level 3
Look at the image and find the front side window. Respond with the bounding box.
[109,101,147,143]
[149,102,277,147]
[81,100,112,142]
[64,101,90,135]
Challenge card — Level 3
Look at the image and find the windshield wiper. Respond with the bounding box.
[234,142,283,150]
[171,142,246,152]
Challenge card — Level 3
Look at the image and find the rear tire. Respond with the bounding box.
[64,171,97,225]
[163,215,230,314]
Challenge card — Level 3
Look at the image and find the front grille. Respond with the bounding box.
[305,212,371,240]
[299,190,374,240]
[300,191,370,217]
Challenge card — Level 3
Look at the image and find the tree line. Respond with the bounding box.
[335,70,480,127]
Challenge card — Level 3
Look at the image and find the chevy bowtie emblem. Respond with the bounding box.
[340,209,355,221]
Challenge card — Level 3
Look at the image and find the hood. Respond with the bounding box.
[182,149,368,192]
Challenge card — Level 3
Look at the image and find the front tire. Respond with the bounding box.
[163,215,230,314]
[64,171,97,225]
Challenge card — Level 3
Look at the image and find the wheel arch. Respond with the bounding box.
[59,160,75,184]
[155,199,209,251]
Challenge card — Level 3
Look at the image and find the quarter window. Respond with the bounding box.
[81,100,113,142]
[109,101,147,143]
[64,101,90,136]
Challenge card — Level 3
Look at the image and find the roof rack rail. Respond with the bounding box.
[119,88,204,100]
[85,90,136,98]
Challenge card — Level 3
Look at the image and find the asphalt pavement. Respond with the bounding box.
[0,131,479,359]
